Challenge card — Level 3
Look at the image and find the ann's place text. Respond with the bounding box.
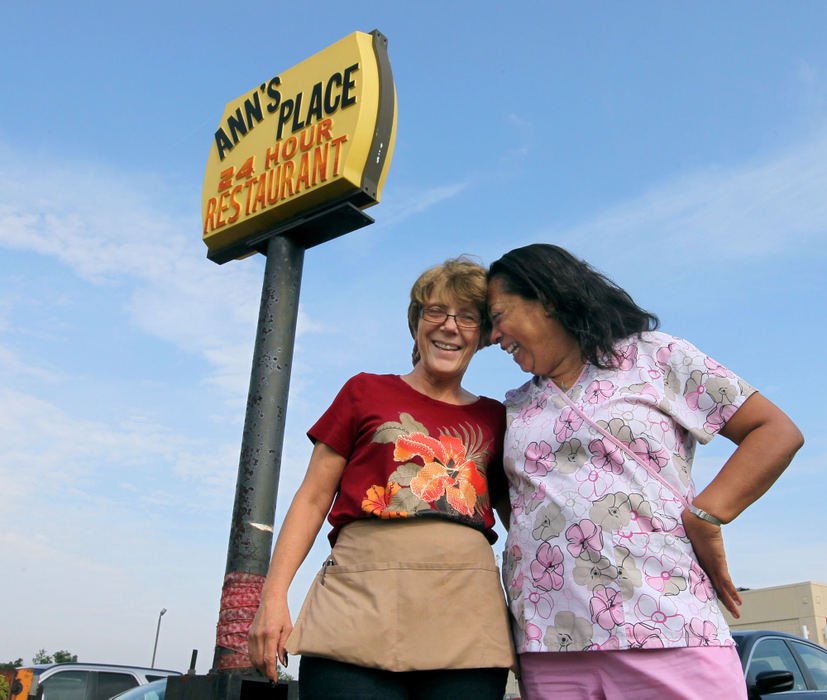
[214,65,358,161]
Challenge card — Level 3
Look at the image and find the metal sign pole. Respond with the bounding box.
[214,233,304,672]
[169,234,305,700]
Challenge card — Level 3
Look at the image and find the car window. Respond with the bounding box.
[791,641,827,690]
[96,672,139,698]
[40,670,89,700]
[747,638,807,691]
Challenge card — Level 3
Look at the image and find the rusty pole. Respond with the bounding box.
[213,233,305,671]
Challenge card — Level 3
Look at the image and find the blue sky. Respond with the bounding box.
[1,1,825,674]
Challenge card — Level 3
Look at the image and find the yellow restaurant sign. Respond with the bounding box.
[202,30,396,263]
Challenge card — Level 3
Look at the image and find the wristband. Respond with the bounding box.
[688,504,724,526]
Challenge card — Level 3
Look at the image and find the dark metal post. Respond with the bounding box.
[151,608,167,667]
[213,234,305,671]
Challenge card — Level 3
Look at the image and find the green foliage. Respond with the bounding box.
[0,660,22,670]
[32,649,78,664]
[32,649,51,664]
[0,674,9,700]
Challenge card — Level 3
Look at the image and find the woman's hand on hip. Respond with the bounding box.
[681,509,742,618]
[247,595,293,679]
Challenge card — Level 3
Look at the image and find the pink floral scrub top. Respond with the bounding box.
[502,331,756,654]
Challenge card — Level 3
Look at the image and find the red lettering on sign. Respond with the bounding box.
[312,143,329,185]
[244,179,257,215]
[280,161,295,198]
[299,127,315,152]
[205,119,355,236]
[282,137,298,160]
[251,174,267,212]
[265,146,279,170]
[267,166,281,205]
[204,197,217,233]
[227,185,243,223]
[218,167,234,192]
[236,156,255,181]
[316,119,332,143]
[295,153,311,192]
[330,135,347,175]
[216,192,230,227]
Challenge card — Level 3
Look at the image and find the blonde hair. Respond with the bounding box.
[407,256,491,366]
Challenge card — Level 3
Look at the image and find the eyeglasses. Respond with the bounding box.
[420,306,482,329]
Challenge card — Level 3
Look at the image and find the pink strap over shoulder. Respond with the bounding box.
[550,383,691,510]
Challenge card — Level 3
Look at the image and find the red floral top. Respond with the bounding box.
[309,373,507,546]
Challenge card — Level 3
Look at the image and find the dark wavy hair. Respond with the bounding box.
[488,244,659,369]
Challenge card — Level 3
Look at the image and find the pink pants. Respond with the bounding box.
[518,646,747,700]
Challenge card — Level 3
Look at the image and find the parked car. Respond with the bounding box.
[733,630,827,699]
[7,662,180,700]
[109,676,300,700]
[109,678,167,700]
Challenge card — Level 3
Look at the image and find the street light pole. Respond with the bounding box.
[151,608,167,668]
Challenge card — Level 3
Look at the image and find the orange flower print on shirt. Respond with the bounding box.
[444,480,479,517]
[362,413,492,520]
[407,461,454,503]
[398,433,487,517]
[362,482,406,519]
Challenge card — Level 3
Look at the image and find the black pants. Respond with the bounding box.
[298,655,508,700]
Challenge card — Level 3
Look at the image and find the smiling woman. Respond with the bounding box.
[485,243,804,700]
[403,257,491,403]
[247,257,515,699]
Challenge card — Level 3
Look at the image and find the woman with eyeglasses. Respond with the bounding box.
[487,244,803,699]
[248,257,516,699]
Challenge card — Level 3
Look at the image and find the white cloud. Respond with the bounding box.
[0,145,329,404]
[549,127,827,265]
[0,388,232,508]
[504,112,533,159]
[379,181,471,226]
[0,342,63,383]
[796,60,827,118]
[0,381,240,671]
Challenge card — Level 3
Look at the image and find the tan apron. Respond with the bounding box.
[285,518,517,672]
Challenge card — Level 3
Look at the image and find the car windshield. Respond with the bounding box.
[110,678,166,700]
